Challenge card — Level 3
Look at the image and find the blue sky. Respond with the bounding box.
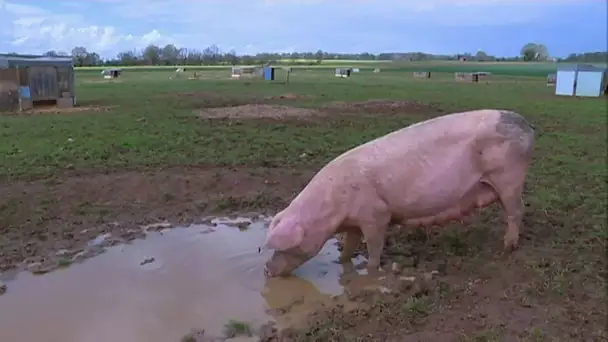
[0,0,606,59]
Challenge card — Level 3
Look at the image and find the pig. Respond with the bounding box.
[263,109,535,277]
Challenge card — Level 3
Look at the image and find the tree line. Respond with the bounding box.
[3,42,606,67]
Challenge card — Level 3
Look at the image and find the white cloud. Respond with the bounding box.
[0,0,176,58]
[0,0,598,58]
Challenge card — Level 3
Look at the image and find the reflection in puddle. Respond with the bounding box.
[0,216,367,342]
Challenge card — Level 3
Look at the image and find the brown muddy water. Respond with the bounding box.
[0,216,369,342]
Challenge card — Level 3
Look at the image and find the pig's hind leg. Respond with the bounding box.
[484,161,530,251]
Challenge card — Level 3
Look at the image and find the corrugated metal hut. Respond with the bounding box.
[555,64,608,97]
[335,68,352,78]
[0,54,75,112]
[413,71,431,79]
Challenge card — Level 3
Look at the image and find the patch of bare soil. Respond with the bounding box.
[3,105,115,116]
[197,104,322,120]
[173,91,224,98]
[264,93,312,101]
[0,166,314,272]
[322,99,442,114]
[173,91,312,104]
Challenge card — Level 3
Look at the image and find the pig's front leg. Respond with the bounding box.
[361,225,386,272]
[350,197,391,273]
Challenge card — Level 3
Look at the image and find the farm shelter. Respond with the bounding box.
[231,66,262,79]
[263,66,276,81]
[546,73,557,86]
[335,68,352,78]
[0,54,75,112]
[455,72,479,82]
[555,64,608,97]
[414,71,431,79]
[101,68,121,79]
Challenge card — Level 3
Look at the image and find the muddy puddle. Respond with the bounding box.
[0,216,368,342]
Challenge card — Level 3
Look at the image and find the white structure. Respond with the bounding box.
[101,68,121,79]
[555,64,608,97]
[334,68,352,78]
[231,66,261,79]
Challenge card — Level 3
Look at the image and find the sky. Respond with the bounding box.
[0,0,606,59]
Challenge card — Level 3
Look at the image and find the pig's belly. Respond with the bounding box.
[382,151,498,226]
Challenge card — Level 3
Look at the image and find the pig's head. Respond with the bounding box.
[263,217,316,277]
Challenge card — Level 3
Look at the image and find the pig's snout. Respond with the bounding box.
[264,250,308,278]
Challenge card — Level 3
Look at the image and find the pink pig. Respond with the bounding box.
[264,109,535,277]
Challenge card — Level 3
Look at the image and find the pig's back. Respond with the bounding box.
[334,109,500,169]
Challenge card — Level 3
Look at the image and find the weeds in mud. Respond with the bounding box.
[460,329,500,342]
[526,259,574,297]
[403,295,433,316]
[223,320,253,338]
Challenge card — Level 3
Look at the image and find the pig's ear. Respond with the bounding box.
[267,210,284,233]
[265,220,304,251]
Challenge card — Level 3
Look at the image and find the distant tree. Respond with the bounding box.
[520,43,549,61]
[44,50,60,57]
[225,50,239,65]
[117,50,139,66]
[161,44,180,65]
[50,44,603,68]
[475,50,490,61]
[71,46,89,66]
[563,51,608,63]
[202,44,221,65]
[315,49,324,64]
[142,44,161,65]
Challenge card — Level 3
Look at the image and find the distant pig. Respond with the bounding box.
[263,109,535,277]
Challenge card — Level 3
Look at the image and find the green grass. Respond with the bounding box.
[74,60,578,77]
[3,67,605,180]
[1,64,606,340]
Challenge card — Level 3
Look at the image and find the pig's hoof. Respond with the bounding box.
[503,236,519,251]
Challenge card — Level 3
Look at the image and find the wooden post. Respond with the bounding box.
[15,65,21,111]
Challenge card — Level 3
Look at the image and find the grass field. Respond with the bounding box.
[1,66,606,340]
[74,60,599,77]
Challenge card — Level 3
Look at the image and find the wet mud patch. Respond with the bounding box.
[0,166,315,272]
[196,104,323,120]
[0,216,367,342]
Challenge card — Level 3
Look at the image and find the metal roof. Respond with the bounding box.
[0,55,74,69]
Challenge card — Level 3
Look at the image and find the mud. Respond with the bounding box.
[194,99,443,120]
[0,166,313,272]
[196,104,322,120]
[263,94,312,101]
[0,216,370,342]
